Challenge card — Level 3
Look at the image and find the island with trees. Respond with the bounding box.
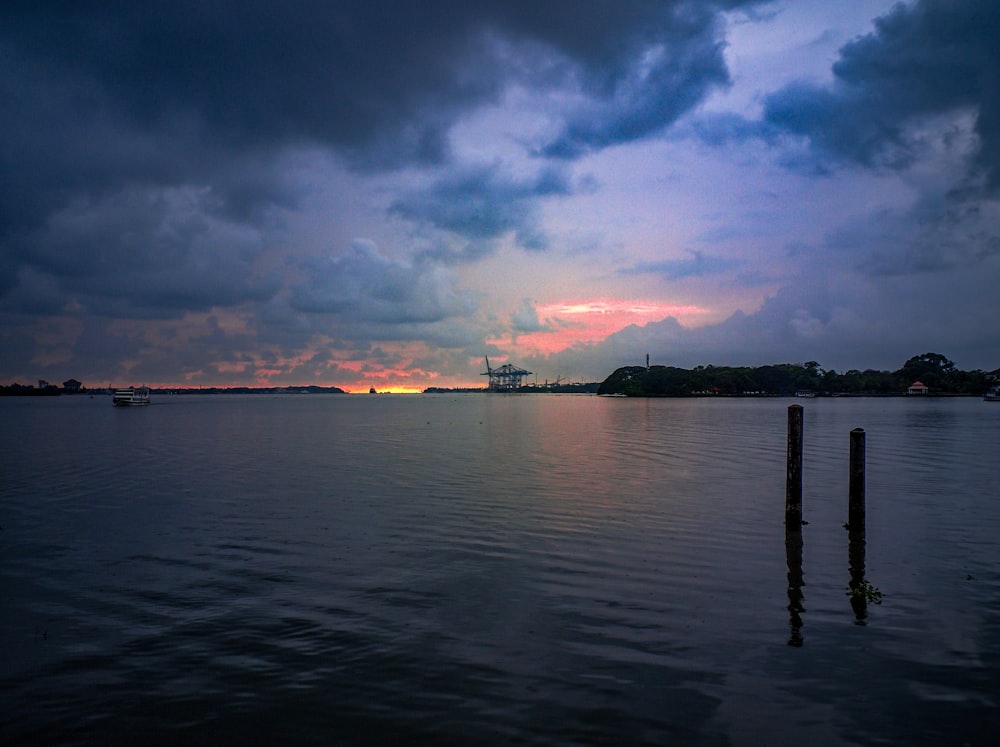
[596,353,995,397]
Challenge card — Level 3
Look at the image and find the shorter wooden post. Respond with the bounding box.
[848,427,865,529]
[786,404,803,526]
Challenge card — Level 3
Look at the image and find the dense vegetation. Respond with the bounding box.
[597,353,994,397]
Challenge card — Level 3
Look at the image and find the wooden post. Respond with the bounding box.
[848,428,866,529]
[785,404,803,526]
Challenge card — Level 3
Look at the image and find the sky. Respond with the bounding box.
[2,0,998,392]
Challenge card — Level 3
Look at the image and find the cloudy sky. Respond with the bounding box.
[3,1,998,392]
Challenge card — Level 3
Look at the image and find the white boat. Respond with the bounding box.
[985,386,999,402]
[113,386,151,406]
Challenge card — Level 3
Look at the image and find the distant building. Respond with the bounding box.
[907,381,929,396]
[63,378,83,392]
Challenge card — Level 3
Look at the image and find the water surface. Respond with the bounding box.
[2,394,998,744]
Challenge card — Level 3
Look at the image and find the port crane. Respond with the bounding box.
[482,356,532,392]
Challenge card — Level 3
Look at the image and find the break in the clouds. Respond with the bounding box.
[1,0,998,391]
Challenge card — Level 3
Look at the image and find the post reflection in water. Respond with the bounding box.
[785,526,804,647]
[848,527,868,624]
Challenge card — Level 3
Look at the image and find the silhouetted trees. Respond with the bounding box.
[597,354,992,397]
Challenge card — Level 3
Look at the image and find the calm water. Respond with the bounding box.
[1,394,998,745]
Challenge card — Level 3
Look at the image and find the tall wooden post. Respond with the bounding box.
[786,404,803,526]
[848,428,866,529]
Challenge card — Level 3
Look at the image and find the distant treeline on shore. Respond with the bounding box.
[0,383,346,396]
[146,385,348,395]
[0,383,66,396]
[597,353,995,397]
[4,353,994,398]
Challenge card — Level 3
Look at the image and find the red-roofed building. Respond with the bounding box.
[907,381,929,395]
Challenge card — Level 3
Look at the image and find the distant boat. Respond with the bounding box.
[113,386,150,407]
[985,386,999,402]
[795,390,816,398]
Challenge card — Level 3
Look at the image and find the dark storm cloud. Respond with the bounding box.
[2,0,755,170]
[1,184,278,319]
[1,1,761,292]
[290,240,474,326]
[1,2,478,168]
[827,190,1000,277]
[538,3,735,158]
[762,0,1000,181]
[390,162,572,252]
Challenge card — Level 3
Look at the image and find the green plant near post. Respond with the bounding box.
[847,579,883,605]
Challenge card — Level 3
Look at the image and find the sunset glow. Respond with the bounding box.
[506,300,709,356]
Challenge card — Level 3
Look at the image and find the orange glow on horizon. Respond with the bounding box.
[94,297,708,391]
[350,386,424,394]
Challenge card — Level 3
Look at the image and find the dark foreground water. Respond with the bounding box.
[1,393,998,745]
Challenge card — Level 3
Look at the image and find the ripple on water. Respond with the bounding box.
[2,395,998,745]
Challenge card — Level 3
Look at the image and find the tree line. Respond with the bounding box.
[597,353,995,397]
